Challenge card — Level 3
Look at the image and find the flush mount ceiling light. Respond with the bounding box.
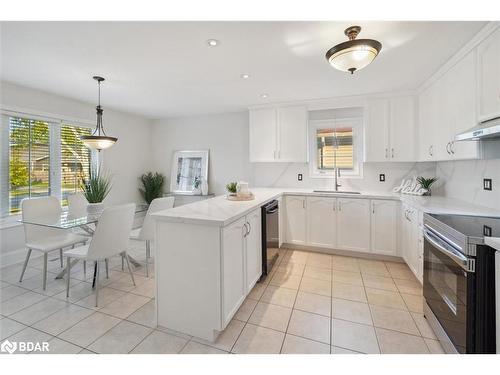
[80,76,118,151]
[240,73,250,79]
[325,26,382,74]
[260,93,269,99]
[207,39,219,47]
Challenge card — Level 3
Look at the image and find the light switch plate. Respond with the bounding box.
[484,178,492,191]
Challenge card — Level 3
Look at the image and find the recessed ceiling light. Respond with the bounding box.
[260,93,269,99]
[240,74,250,79]
[207,39,219,47]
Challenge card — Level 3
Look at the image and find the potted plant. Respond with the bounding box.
[417,176,438,196]
[81,168,112,216]
[139,172,165,204]
[226,182,238,196]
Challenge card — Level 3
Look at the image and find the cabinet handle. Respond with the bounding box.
[385,148,388,158]
[446,142,451,155]
[247,221,251,234]
[242,223,248,237]
[302,200,306,209]
[338,201,342,211]
[391,148,394,158]
[450,142,455,155]
[428,145,433,157]
[273,150,276,159]
[372,203,375,214]
[333,202,336,211]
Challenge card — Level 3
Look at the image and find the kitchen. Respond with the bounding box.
[0,6,500,370]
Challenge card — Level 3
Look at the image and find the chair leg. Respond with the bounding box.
[121,254,124,271]
[66,257,71,298]
[95,261,100,307]
[83,261,87,275]
[19,248,32,282]
[105,258,109,279]
[59,248,63,268]
[42,253,48,291]
[124,253,136,286]
[145,240,150,278]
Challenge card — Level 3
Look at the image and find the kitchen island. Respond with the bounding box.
[152,188,500,341]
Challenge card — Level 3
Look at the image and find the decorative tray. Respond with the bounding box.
[225,193,255,201]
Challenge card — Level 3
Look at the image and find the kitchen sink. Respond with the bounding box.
[313,190,361,194]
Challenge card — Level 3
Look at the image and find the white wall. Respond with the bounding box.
[151,112,251,195]
[0,82,153,265]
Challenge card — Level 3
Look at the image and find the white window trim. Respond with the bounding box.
[1,110,98,218]
[308,117,364,179]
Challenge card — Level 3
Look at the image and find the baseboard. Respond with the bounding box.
[281,243,404,263]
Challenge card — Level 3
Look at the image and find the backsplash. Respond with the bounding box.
[435,159,500,211]
[250,162,437,192]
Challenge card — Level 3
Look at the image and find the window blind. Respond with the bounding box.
[8,116,51,214]
[60,124,92,206]
[316,127,354,170]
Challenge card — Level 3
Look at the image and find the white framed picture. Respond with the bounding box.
[169,150,209,195]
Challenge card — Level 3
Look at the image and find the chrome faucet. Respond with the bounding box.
[333,138,341,192]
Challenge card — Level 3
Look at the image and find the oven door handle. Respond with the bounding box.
[423,229,469,270]
[266,208,279,214]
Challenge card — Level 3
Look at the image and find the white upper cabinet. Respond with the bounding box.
[370,200,398,256]
[306,196,336,249]
[277,106,308,162]
[249,105,308,163]
[418,49,481,161]
[249,108,277,162]
[285,196,307,245]
[337,198,370,252]
[477,27,500,122]
[365,96,416,162]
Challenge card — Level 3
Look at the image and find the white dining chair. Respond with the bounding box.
[129,196,174,277]
[20,196,88,290]
[67,192,88,218]
[64,203,136,307]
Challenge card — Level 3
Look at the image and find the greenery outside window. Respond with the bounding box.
[1,113,95,217]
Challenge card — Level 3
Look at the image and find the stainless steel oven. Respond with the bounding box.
[423,213,497,354]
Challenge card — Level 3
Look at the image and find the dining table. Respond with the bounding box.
[18,203,149,283]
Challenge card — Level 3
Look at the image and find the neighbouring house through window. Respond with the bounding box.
[0,113,95,217]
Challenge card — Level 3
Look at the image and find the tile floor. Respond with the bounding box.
[0,245,445,354]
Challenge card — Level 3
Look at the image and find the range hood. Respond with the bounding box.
[456,116,500,141]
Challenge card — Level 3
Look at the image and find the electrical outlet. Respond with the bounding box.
[483,225,492,237]
[484,178,492,191]
[298,173,303,181]
[379,174,385,182]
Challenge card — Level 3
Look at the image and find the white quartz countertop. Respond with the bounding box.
[152,187,500,227]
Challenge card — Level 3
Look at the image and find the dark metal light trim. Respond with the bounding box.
[325,26,382,74]
[80,76,118,151]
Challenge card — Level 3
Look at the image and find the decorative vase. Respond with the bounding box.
[201,178,208,196]
[87,202,104,216]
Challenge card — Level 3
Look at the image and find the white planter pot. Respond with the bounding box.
[87,202,104,216]
[201,179,208,196]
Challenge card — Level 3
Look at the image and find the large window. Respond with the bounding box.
[1,113,94,217]
[309,118,362,178]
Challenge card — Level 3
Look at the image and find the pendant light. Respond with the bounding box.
[325,26,382,74]
[80,76,118,151]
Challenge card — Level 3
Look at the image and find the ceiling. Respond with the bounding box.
[0,21,486,119]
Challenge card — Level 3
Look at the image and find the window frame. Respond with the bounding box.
[1,111,98,218]
[308,117,363,179]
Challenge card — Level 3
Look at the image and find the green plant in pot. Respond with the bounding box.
[81,168,112,216]
[226,182,238,196]
[417,176,438,196]
[139,172,165,205]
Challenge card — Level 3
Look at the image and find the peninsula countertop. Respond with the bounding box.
[151,187,500,227]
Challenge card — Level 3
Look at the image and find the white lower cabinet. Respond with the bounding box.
[306,196,336,248]
[370,199,399,256]
[401,204,423,283]
[337,198,371,252]
[221,208,262,327]
[285,195,307,245]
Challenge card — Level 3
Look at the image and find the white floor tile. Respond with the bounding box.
[131,329,188,354]
[88,320,152,354]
